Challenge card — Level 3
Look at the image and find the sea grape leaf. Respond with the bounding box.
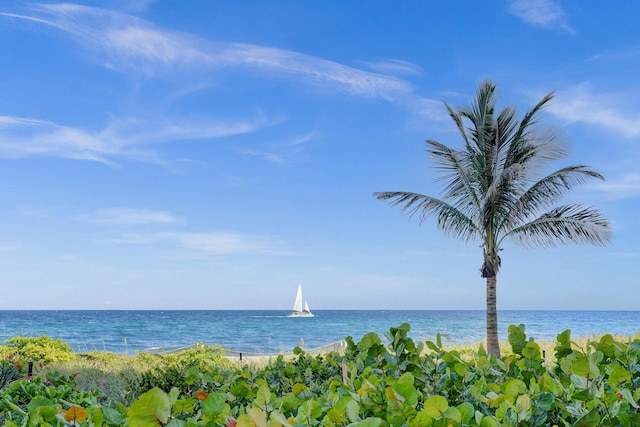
[173,397,195,415]
[536,392,554,411]
[64,405,88,423]
[508,324,527,355]
[127,387,170,427]
[619,389,640,408]
[292,383,308,398]
[247,407,267,427]
[515,394,531,412]
[27,396,53,412]
[385,387,400,402]
[103,406,126,425]
[350,417,382,427]
[606,363,632,389]
[346,399,360,423]
[503,379,527,396]
[573,408,601,427]
[479,415,500,427]
[423,395,448,418]
[236,414,256,427]
[409,409,433,427]
[269,409,289,426]
[572,356,600,379]
[359,332,381,350]
[442,406,462,423]
[556,329,571,345]
[392,373,417,406]
[522,342,541,360]
[297,399,322,421]
[88,406,104,426]
[166,419,188,427]
[457,402,474,424]
[597,334,616,356]
[202,392,230,417]
[256,383,272,407]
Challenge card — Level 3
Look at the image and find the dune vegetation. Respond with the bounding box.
[1,324,640,426]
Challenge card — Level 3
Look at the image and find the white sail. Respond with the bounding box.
[289,284,314,317]
[292,284,304,312]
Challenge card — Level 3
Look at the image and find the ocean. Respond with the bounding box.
[1,310,638,355]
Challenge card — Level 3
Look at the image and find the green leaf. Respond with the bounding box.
[606,363,632,389]
[201,392,229,417]
[503,378,527,396]
[349,417,383,427]
[571,356,600,379]
[479,415,500,427]
[256,383,272,407]
[103,406,126,425]
[392,373,417,406]
[292,383,308,397]
[536,392,554,411]
[522,342,541,360]
[442,406,462,422]
[619,389,640,409]
[457,402,474,424]
[27,396,53,412]
[359,332,382,350]
[127,387,171,427]
[573,409,601,427]
[409,409,433,427]
[423,395,448,418]
[166,419,188,427]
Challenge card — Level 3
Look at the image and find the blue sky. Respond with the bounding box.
[0,1,638,310]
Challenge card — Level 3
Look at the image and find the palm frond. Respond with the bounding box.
[506,166,605,228]
[444,102,472,151]
[373,191,478,242]
[502,204,612,248]
[425,140,481,214]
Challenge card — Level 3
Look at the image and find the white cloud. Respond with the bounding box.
[158,231,271,255]
[508,0,574,34]
[1,4,435,105]
[0,3,444,164]
[591,173,640,199]
[0,114,275,163]
[361,59,423,76]
[81,208,182,225]
[548,85,640,138]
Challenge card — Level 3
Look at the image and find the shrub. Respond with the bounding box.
[2,335,76,364]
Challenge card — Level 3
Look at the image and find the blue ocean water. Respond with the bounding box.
[0,310,638,355]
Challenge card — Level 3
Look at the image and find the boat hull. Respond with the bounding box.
[288,311,314,318]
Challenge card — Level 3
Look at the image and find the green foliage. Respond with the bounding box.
[2,335,76,364]
[2,324,640,426]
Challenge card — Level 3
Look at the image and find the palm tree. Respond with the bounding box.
[374,80,611,357]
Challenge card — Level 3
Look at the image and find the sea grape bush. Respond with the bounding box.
[1,323,640,426]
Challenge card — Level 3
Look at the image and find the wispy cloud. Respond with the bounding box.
[361,59,423,76]
[0,114,275,163]
[508,0,575,34]
[591,173,640,199]
[0,3,443,164]
[157,231,272,255]
[237,130,319,165]
[101,228,282,255]
[547,85,640,138]
[1,4,415,101]
[80,208,183,225]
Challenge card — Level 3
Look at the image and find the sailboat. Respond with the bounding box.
[288,284,314,317]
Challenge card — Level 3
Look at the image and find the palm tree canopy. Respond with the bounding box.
[374,80,612,267]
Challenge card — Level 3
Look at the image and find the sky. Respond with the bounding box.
[0,1,638,310]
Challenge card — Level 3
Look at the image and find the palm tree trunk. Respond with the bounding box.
[486,275,500,357]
